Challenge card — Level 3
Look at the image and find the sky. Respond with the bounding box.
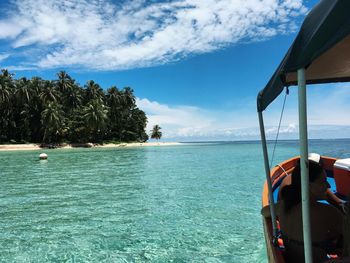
[0,0,349,141]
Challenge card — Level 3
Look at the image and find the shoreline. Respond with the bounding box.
[0,142,183,151]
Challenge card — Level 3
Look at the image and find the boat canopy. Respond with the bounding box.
[257,0,350,112]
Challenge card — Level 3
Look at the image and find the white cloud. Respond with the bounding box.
[137,87,350,141]
[265,123,297,135]
[0,0,307,70]
[0,21,23,39]
[308,86,350,125]
[0,53,10,62]
[136,97,217,139]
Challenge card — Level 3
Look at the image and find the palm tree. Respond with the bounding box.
[18,104,32,141]
[0,68,149,144]
[150,125,162,141]
[106,86,122,139]
[28,77,46,142]
[0,69,15,142]
[56,71,74,94]
[30,76,43,91]
[56,71,82,110]
[15,77,32,104]
[82,99,109,141]
[39,81,58,105]
[0,77,12,105]
[1,69,13,78]
[0,69,14,114]
[107,86,122,108]
[65,85,82,109]
[120,87,136,109]
[41,102,65,143]
[127,108,148,142]
[85,80,104,103]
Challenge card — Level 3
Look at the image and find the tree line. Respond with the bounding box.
[0,69,149,144]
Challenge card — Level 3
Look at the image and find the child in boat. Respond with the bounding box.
[279,161,345,263]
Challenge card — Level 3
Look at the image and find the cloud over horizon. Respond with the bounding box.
[137,85,350,141]
[0,0,307,71]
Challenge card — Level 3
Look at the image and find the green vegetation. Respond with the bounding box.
[150,125,162,140]
[0,69,148,144]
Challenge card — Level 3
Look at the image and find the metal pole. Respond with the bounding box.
[258,111,278,236]
[298,68,312,263]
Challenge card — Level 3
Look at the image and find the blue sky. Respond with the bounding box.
[1,0,349,141]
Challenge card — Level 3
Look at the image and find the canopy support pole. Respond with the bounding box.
[258,111,278,237]
[298,68,312,263]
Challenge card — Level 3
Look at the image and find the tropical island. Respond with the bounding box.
[0,69,150,147]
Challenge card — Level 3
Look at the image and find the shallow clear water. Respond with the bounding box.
[1,139,349,262]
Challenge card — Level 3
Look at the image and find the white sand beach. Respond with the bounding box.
[100,142,182,148]
[0,142,183,151]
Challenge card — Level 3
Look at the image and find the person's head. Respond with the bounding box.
[309,165,328,200]
[281,160,327,212]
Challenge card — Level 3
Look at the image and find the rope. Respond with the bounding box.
[274,164,290,181]
[270,87,289,168]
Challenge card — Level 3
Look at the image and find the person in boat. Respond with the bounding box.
[278,154,348,214]
[279,175,347,213]
[279,160,345,263]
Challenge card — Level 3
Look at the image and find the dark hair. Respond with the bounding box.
[281,160,324,213]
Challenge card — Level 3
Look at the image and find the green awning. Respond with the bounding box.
[257,0,350,112]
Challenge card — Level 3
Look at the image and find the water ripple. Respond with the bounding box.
[2,141,348,262]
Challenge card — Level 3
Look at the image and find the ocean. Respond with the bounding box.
[1,139,350,262]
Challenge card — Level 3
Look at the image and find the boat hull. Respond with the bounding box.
[261,156,337,263]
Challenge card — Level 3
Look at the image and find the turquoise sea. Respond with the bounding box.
[1,139,350,262]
